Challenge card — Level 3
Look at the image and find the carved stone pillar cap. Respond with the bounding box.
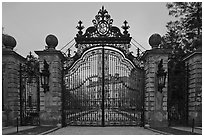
[149,33,161,49]
[45,34,58,50]
[2,34,17,50]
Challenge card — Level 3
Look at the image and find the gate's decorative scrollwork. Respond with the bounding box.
[75,6,131,44]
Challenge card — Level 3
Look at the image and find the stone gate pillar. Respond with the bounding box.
[2,34,26,126]
[142,34,171,127]
[35,34,65,126]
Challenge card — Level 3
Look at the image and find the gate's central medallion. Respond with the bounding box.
[97,21,109,35]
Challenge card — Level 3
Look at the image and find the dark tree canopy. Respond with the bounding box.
[161,2,202,58]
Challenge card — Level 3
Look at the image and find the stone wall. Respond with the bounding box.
[183,49,202,126]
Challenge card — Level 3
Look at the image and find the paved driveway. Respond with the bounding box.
[48,126,162,135]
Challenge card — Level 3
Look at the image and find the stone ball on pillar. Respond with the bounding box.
[45,34,58,50]
[2,34,17,50]
[149,33,162,49]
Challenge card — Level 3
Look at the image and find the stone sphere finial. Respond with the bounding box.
[45,34,58,50]
[2,34,17,50]
[149,33,162,49]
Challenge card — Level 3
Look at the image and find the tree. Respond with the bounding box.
[161,2,202,55]
[167,2,202,36]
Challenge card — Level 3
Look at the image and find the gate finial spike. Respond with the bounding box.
[76,20,84,36]
[137,48,140,57]
[67,48,71,57]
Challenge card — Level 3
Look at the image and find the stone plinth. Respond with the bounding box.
[35,50,65,126]
[142,48,171,127]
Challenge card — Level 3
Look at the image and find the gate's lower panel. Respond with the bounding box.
[65,108,141,126]
[105,109,141,126]
[65,109,102,126]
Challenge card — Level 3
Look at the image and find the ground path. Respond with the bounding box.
[48,126,161,135]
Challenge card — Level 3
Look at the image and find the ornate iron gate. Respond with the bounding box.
[19,52,40,126]
[63,7,144,126]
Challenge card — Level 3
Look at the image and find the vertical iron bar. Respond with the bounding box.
[77,69,79,124]
[84,64,86,123]
[192,118,195,132]
[95,53,97,123]
[37,71,40,125]
[69,74,71,123]
[96,53,98,112]
[109,53,111,123]
[74,72,76,123]
[25,79,27,124]
[87,65,89,124]
[80,66,82,123]
[87,66,89,124]
[113,55,115,124]
[186,63,189,126]
[79,69,81,123]
[167,61,171,127]
[19,63,23,126]
[61,67,65,127]
[84,64,86,122]
[77,71,79,123]
[16,117,18,133]
[102,45,105,127]
[89,57,91,124]
[142,69,145,127]
[2,67,4,111]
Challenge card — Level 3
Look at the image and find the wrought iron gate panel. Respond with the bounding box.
[64,47,143,126]
[20,77,39,125]
[103,48,142,126]
[20,53,40,126]
[64,48,103,126]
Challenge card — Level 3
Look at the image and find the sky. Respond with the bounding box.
[2,2,176,57]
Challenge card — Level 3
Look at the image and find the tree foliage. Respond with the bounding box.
[161,2,202,59]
